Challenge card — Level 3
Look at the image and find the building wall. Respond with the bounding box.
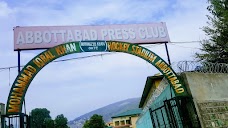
[106,122,113,127]
[130,116,138,128]
[142,79,162,109]
[112,116,128,126]
[182,72,228,128]
[112,115,139,128]
[136,111,152,128]
[136,85,175,128]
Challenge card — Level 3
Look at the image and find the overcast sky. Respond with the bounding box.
[0,0,208,121]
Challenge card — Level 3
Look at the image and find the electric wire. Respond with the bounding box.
[0,53,115,70]
[169,41,202,44]
[169,43,201,49]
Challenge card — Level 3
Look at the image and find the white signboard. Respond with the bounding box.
[14,22,170,50]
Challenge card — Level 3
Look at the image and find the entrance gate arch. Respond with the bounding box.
[6,40,188,115]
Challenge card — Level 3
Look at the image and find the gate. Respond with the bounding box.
[149,96,200,128]
[1,113,31,128]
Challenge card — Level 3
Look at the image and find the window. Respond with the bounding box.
[115,121,119,126]
[126,119,131,124]
[120,120,125,125]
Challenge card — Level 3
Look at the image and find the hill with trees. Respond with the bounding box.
[68,97,140,128]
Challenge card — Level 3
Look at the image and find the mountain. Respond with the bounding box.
[68,97,141,128]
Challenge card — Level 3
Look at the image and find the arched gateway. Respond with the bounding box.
[6,40,188,115]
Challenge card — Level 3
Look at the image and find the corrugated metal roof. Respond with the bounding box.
[111,108,142,118]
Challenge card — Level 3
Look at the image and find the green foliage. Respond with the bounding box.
[82,114,106,128]
[54,114,69,128]
[196,0,228,63]
[82,120,90,128]
[31,108,51,128]
[44,118,55,128]
[30,108,69,128]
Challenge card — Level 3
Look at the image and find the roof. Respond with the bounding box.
[111,108,142,118]
[138,75,163,108]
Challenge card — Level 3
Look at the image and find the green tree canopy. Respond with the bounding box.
[196,0,228,63]
[82,114,106,128]
[44,118,55,128]
[30,108,51,128]
[54,114,69,128]
[82,120,90,128]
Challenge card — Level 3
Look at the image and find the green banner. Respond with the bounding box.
[79,40,107,52]
[6,41,188,115]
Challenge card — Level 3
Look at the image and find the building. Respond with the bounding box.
[138,75,163,109]
[136,75,175,128]
[106,122,113,127]
[136,73,202,128]
[111,108,142,128]
[136,74,200,128]
[136,70,228,128]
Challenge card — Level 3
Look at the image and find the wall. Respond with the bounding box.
[131,116,139,128]
[136,85,175,128]
[136,111,152,128]
[182,72,228,128]
[142,78,162,109]
[142,83,156,109]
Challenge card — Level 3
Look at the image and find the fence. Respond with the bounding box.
[172,61,228,73]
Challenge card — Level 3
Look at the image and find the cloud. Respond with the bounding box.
[0,1,13,17]
[3,0,177,26]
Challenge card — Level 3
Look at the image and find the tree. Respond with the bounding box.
[82,114,106,128]
[54,114,69,128]
[44,118,55,128]
[82,120,90,128]
[196,0,228,63]
[30,108,51,128]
